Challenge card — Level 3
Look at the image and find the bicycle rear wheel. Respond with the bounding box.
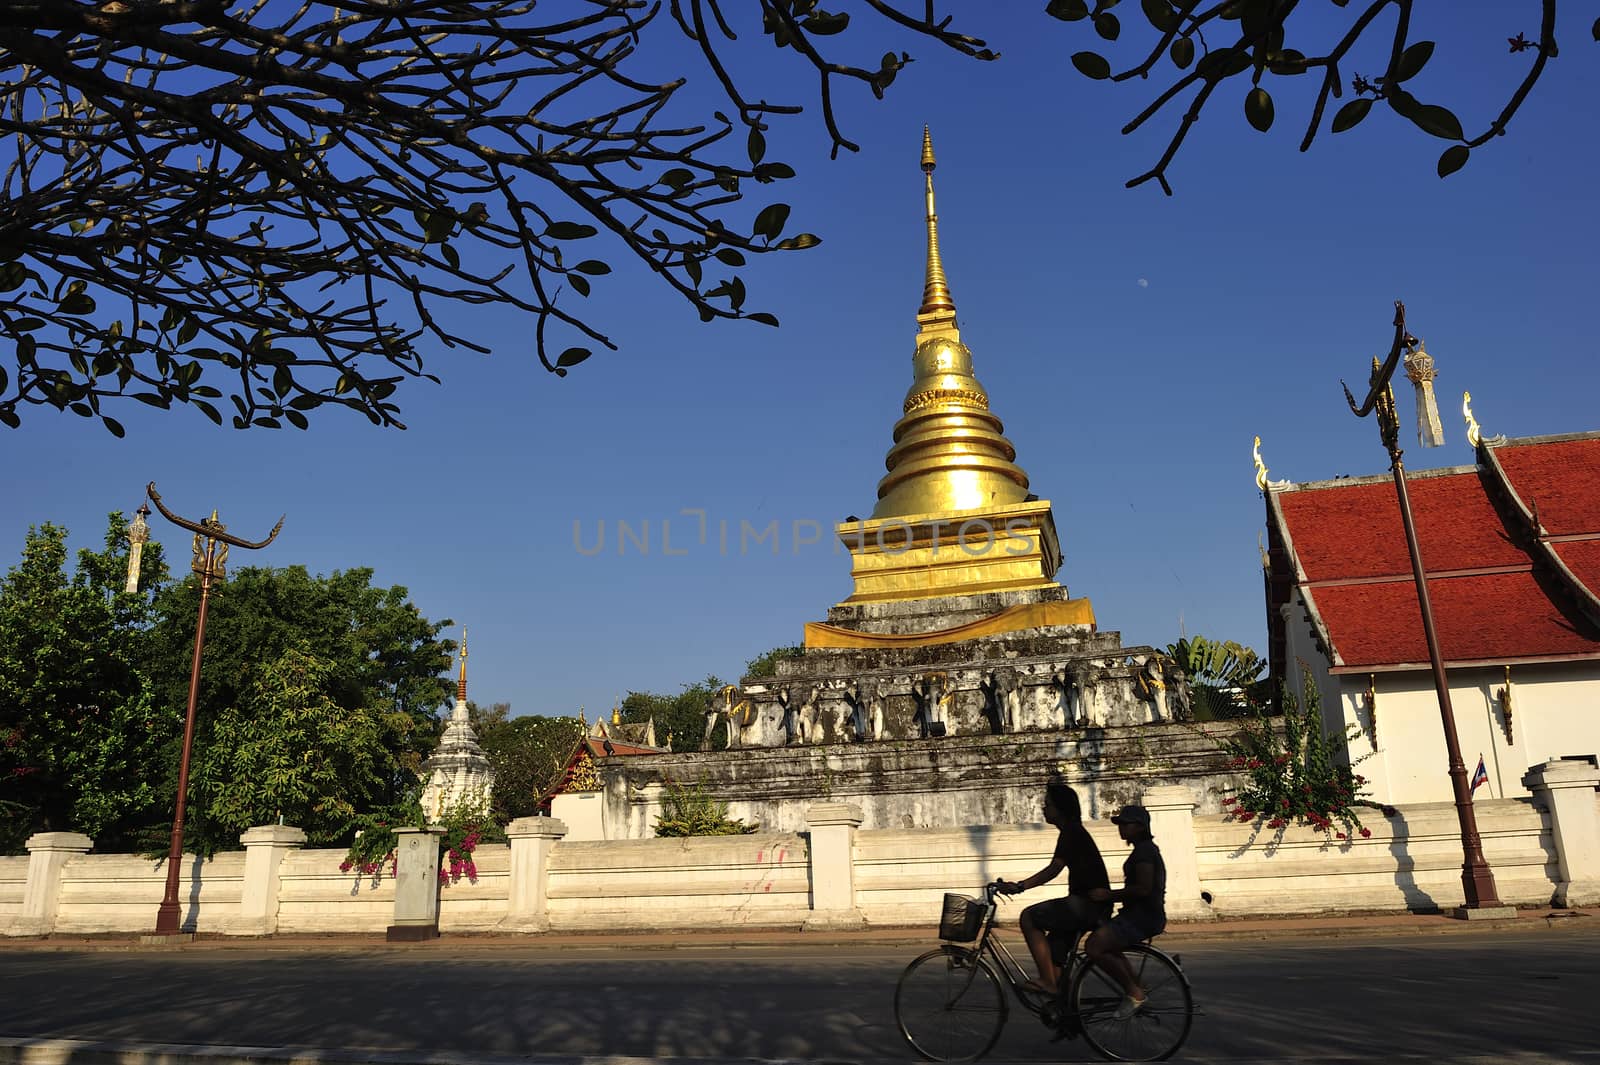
[894,946,1008,1062]
[1073,945,1193,1061]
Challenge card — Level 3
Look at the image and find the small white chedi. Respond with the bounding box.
[419,629,495,823]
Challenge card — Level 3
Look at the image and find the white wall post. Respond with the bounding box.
[386,826,444,941]
[10,832,93,936]
[803,802,865,930]
[1142,784,1213,922]
[225,824,306,936]
[1522,759,1600,907]
[500,816,567,932]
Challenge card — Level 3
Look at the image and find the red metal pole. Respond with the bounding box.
[1387,453,1503,910]
[152,543,215,936]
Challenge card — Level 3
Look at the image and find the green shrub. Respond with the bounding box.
[1222,668,1377,840]
[654,777,756,837]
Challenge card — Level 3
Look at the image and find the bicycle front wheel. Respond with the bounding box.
[894,946,1008,1062]
[1073,945,1193,1062]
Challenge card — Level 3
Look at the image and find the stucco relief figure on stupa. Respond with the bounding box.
[836,681,867,742]
[1004,673,1026,731]
[868,681,889,741]
[979,670,1020,734]
[1132,655,1184,722]
[912,672,952,738]
[780,684,822,745]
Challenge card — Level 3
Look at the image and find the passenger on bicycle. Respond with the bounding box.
[1087,803,1168,1020]
[994,783,1110,996]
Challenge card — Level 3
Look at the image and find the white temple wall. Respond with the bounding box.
[0,855,28,924]
[6,790,1591,937]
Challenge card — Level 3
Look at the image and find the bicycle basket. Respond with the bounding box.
[939,892,986,941]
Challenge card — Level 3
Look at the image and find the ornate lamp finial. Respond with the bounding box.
[457,628,469,704]
[1403,339,1444,448]
[918,126,955,318]
[125,502,151,595]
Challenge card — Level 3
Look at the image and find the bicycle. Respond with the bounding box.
[893,880,1194,1062]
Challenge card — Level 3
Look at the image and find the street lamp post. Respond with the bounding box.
[144,482,284,936]
[1341,302,1504,916]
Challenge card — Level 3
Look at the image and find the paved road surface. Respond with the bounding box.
[5,929,1599,1063]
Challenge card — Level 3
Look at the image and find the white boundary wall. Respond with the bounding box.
[6,779,1595,938]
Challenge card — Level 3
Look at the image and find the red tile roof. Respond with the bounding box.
[1267,432,1600,673]
[1494,438,1600,536]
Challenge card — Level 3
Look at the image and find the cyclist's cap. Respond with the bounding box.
[1111,804,1151,829]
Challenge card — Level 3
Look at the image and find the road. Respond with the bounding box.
[4,929,1599,1063]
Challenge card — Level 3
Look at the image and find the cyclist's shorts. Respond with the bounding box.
[1105,912,1166,944]
[1027,894,1112,949]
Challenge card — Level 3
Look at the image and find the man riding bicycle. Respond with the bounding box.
[994,783,1109,996]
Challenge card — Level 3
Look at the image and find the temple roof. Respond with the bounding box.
[1264,430,1600,675]
[870,129,1033,520]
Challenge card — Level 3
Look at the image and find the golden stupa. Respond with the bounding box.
[808,130,1094,647]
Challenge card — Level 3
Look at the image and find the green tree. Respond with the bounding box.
[620,676,726,754]
[8,3,1578,430]
[1166,635,1268,721]
[0,514,172,852]
[143,564,454,853]
[744,645,804,679]
[192,646,420,845]
[469,703,586,823]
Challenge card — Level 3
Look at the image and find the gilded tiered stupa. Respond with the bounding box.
[595,133,1233,839]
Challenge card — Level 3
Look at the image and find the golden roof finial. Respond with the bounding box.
[456,627,468,703]
[1253,435,1270,491]
[1463,390,1482,448]
[611,704,620,725]
[918,126,955,318]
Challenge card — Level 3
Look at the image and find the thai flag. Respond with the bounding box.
[1470,755,1489,795]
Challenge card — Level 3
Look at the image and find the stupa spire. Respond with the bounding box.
[918,126,955,319]
[869,131,1031,519]
[452,628,468,722]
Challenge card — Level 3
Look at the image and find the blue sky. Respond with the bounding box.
[4,5,1595,720]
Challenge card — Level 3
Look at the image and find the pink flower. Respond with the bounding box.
[340,862,353,872]
[1359,827,1372,838]
[1336,832,1347,840]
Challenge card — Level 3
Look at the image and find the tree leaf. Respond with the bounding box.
[715,248,747,267]
[1389,90,1463,140]
[568,274,591,297]
[660,167,694,189]
[775,233,821,250]
[1140,0,1180,33]
[545,221,598,240]
[753,202,791,239]
[441,243,460,270]
[1093,12,1120,40]
[1330,97,1373,133]
[1436,144,1469,178]
[747,127,766,166]
[557,346,592,368]
[423,211,454,244]
[1245,87,1274,132]
[1071,51,1112,80]
[101,416,125,438]
[747,312,780,327]
[574,259,612,275]
[1045,0,1090,21]
[0,262,26,292]
[1170,36,1195,69]
[1393,40,1435,83]
[802,10,849,34]
[59,292,95,315]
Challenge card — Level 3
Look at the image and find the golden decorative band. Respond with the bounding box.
[904,388,990,414]
[803,599,1096,649]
